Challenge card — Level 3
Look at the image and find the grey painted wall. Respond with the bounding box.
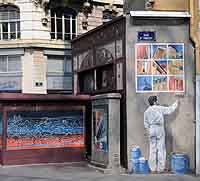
[125,16,195,170]
[124,0,146,14]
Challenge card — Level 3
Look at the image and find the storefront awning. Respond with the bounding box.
[130,11,191,18]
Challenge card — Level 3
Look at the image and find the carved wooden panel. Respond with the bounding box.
[79,49,93,70]
[72,17,125,54]
[95,41,115,66]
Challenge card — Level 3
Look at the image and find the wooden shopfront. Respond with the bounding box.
[0,93,90,165]
[72,16,127,168]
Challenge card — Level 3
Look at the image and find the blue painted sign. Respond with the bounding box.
[138,32,156,41]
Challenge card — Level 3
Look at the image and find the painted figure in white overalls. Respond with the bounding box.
[144,96,178,173]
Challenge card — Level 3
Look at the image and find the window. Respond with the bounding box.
[47,55,72,90]
[51,7,77,40]
[0,55,22,91]
[47,55,72,73]
[0,55,21,72]
[0,5,20,40]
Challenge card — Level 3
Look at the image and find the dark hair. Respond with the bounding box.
[148,96,157,106]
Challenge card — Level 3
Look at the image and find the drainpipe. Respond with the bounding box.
[190,0,200,175]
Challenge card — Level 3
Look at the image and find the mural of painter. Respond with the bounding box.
[144,96,178,173]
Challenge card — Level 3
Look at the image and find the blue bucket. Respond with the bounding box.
[132,159,140,173]
[131,147,141,160]
[171,154,189,174]
[139,158,149,174]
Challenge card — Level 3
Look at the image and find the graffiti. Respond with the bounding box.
[0,80,20,90]
[6,111,84,150]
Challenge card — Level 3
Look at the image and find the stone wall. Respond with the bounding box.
[0,0,123,41]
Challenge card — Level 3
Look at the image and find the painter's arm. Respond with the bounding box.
[144,112,150,130]
[160,100,178,115]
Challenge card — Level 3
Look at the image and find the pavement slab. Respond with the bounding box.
[0,162,199,181]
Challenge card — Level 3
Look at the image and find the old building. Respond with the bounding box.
[0,0,123,94]
[72,0,200,175]
[0,0,123,165]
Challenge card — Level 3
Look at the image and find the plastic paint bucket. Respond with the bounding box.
[131,147,141,160]
[171,154,189,174]
[132,159,140,173]
[139,158,149,174]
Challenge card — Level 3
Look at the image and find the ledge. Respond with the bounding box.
[0,93,90,102]
[0,39,71,49]
[130,11,191,18]
[91,93,121,100]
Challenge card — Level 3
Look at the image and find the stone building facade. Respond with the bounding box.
[0,0,123,94]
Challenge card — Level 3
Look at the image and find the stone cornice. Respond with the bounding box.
[0,0,15,4]
[0,39,71,49]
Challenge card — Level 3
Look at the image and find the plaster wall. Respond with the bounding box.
[15,0,50,40]
[124,0,146,13]
[124,0,188,13]
[22,48,47,94]
[126,16,195,170]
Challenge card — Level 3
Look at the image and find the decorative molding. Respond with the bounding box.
[145,0,155,10]
[41,17,48,26]
[73,17,125,54]
[0,0,15,4]
[32,0,49,8]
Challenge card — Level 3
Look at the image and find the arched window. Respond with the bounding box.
[0,5,20,40]
[51,7,77,40]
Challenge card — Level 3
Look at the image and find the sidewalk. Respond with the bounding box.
[0,162,198,181]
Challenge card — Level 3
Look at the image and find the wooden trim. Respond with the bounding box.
[1,103,87,165]
[2,147,85,165]
[3,105,85,112]
[0,93,90,102]
[121,17,128,168]
[2,109,7,152]
[72,16,125,43]
[78,62,115,73]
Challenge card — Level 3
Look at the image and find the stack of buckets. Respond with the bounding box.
[131,147,149,174]
[171,153,189,174]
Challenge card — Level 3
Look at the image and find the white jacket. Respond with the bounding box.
[144,101,178,138]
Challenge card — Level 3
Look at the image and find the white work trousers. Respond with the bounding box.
[149,136,166,172]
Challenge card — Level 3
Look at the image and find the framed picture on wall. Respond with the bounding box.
[135,43,184,93]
